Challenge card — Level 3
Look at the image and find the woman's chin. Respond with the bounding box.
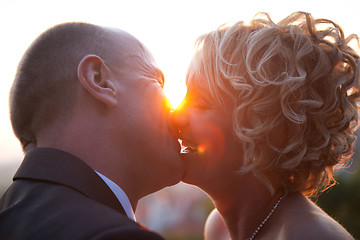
[180,151,219,187]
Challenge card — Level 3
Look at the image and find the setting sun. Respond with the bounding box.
[1,0,359,166]
[164,84,187,110]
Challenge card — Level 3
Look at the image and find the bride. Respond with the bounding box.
[171,12,358,239]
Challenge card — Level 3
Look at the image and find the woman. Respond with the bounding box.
[171,12,359,239]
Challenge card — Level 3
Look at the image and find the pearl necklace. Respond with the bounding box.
[249,193,287,240]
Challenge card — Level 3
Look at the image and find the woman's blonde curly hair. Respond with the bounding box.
[187,11,360,196]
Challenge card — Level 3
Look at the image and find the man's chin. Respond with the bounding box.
[164,154,185,187]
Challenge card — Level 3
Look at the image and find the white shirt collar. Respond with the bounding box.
[95,171,136,221]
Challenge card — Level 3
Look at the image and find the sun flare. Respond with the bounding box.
[198,144,206,153]
[164,83,187,110]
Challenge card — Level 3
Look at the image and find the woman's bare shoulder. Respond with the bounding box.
[204,208,230,240]
[275,194,354,240]
[204,194,354,240]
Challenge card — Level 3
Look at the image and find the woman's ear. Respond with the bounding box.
[77,54,117,107]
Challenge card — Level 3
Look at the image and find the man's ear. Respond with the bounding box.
[77,55,117,107]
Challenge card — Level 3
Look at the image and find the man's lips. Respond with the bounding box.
[173,138,182,152]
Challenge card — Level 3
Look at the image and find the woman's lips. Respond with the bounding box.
[181,146,199,153]
[180,138,199,153]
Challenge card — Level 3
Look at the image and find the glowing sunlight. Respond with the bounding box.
[1,0,359,165]
[164,84,187,110]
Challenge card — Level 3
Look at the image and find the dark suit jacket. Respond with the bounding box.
[0,148,164,240]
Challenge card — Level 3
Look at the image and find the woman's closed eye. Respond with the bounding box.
[189,92,214,110]
[192,97,212,109]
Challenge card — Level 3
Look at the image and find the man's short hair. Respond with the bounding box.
[10,22,120,152]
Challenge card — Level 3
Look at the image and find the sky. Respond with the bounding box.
[1,0,359,166]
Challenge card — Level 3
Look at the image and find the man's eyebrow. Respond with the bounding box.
[152,67,165,87]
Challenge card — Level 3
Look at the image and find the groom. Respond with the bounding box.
[0,22,184,239]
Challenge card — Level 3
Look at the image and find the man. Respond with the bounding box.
[0,22,184,239]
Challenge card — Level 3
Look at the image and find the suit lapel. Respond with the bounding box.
[14,148,127,216]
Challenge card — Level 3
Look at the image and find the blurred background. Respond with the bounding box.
[1,0,359,239]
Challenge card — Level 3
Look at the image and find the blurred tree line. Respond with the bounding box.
[312,163,360,239]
